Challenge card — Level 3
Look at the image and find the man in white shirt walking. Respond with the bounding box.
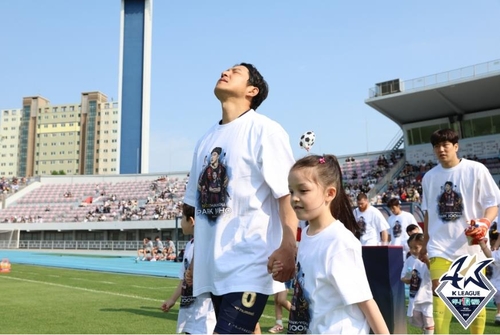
[353,193,389,246]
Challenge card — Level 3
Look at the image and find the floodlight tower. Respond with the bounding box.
[118,0,153,174]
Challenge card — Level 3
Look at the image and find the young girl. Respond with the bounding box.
[273,154,389,334]
[478,223,500,325]
[400,233,434,334]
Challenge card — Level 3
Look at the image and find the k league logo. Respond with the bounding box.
[436,254,497,329]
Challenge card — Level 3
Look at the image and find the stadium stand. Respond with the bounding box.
[2,58,500,254]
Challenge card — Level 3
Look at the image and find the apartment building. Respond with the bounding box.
[1,91,120,177]
[0,109,22,176]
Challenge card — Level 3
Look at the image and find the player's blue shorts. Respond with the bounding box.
[285,279,294,290]
[211,292,269,334]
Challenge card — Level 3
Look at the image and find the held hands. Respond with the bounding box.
[267,243,296,282]
[464,218,491,245]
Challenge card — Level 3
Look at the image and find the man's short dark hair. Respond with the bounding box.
[387,198,401,208]
[430,128,459,146]
[356,193,368,201]
[239,62,268,110]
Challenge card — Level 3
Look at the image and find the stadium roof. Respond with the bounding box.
[365,59,500,126]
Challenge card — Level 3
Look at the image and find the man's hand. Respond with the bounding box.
[465,218,490,244]
[267,243,296,282]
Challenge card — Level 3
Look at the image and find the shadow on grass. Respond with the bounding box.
[100,306,178,321]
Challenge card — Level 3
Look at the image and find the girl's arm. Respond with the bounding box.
[161,280,183,312]
[357,299,390,334]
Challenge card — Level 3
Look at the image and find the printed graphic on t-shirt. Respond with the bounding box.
[409,269,422,299]
[357,216,366,236]
[288,262,310,334]
[180,254,196,308]
[437,181,463,222]
[393,220,402,238]
[197,147,230,223]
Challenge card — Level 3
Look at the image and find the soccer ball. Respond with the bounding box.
[299,131,315,151]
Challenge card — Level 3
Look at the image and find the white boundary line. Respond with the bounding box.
[0,275,163,302]
[0,275,277,321]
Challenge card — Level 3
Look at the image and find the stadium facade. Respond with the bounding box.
[365,59,500,169]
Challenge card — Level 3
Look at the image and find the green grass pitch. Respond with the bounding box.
[0,264,498,334]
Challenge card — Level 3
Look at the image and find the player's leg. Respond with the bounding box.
[409,310,424,330]
[211,292,269,334]
[469,307,485,334]
[495,290,500,325]
[430,258,452,334]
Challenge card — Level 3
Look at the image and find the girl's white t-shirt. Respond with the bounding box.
[292,220,373,334]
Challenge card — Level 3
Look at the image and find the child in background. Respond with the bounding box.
[406,224,422,237]
[404,224,422,260]
[401,224,424,297]
[273,154,389,334]
[401,233,434,334]
[161,204,216,334]
[478,223,500,325]
[268,279,292,333]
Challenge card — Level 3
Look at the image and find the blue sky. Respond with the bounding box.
[1,0,499,173]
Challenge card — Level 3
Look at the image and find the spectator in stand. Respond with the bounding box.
[353,193,390,246]
[387,198,418,260]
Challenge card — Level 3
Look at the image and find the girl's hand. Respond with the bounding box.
[161,299,174,312]
[271,260,284,279]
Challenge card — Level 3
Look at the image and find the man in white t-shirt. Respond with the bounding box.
[184,63,298,334]
[420,128,500,334]
[387,197,418,259]
[353,193,389,246]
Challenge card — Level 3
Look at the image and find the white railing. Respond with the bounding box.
[369,58,500,98]
[0,239,190,251]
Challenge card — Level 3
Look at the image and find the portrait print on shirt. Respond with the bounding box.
[357,216,366,237]
[180,251,196,308]
[393,220,402,238]
[409,269,422,299]
[197,147,230,223]
[437,181,463,222]
[288,262,310,334]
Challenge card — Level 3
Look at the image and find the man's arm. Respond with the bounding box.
[419,211,429,260]
[380,230,389,243]
[483,206,498,225]
[267,194,298,282]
